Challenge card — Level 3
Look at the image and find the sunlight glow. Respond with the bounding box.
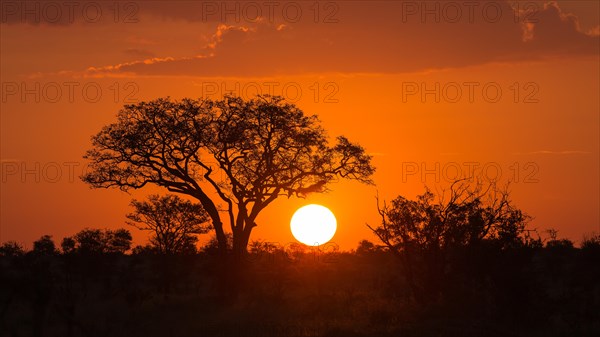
[290,204,337,246]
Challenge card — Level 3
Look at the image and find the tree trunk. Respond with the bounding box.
[241,221,254,250]
[232,227,243,255]
[192,190,228,254]
[231,220,254,256]
[213,220,228,254]
[232,228,247,256]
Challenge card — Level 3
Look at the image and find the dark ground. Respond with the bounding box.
[1,241,599,337]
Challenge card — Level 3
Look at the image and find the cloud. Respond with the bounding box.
[85,56,184,75]
[522,2,599,55]
[23,1,598,78]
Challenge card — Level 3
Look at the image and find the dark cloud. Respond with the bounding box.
[9,1,594,77]
[85,1,598,77]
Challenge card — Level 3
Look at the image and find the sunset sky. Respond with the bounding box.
[1,0,598,250]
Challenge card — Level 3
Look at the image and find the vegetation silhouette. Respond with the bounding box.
[1,185,599,336]
[81,95,375,254]
[367,180,533,304]
[61,228,132,255]
[126,194,210,254]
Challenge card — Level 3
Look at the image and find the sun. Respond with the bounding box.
[290,204,337,246]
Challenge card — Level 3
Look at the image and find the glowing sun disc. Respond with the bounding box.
[290,204,337,246]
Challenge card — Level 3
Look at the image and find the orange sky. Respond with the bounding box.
[1,1,599,250]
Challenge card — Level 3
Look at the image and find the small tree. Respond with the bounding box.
[126,194,210,254]
[581,233,600,250]
[73,229,105,254]
[105,229,133,253]
[33,235,57,255]
[61,237,76,254]
[0,241,25,257]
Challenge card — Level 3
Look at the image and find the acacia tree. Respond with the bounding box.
[126,194,210,254]
[82,95,374,253]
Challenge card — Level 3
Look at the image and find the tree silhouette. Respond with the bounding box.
[73,228,105,254]
[0,241,25,257]
[355,239,381,255]
[582,233,600,250]
[82,95,374,253]
[368,180,530,303]
[32,235,57,255]
[126,194,209,254]
[60,237,76,254]
[104,228,133,254]
[62,228,132,254]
